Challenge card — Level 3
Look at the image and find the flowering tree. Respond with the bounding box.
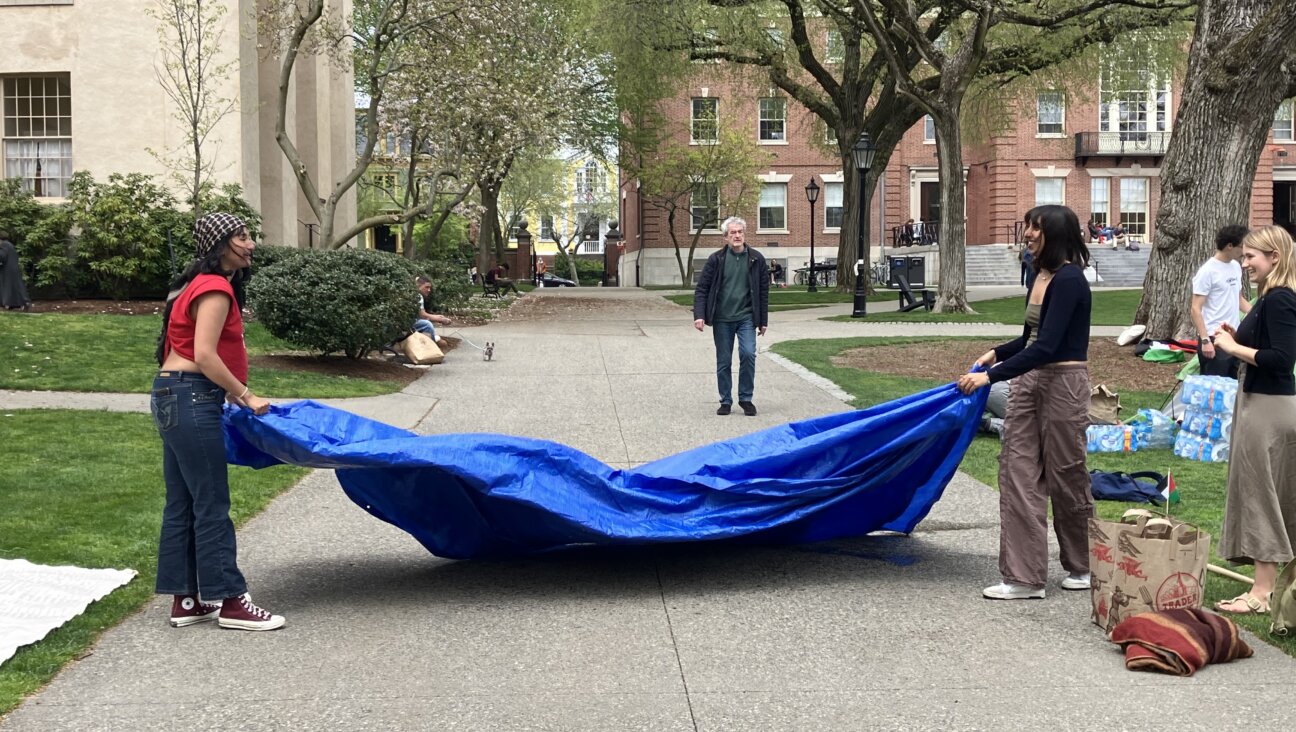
[258,0,613,258]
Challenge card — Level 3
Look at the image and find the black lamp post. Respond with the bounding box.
[804,178,820,293]
[851,132,878,318]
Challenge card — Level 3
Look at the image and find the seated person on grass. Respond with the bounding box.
[414,276,450,347]
[486,262,521,295]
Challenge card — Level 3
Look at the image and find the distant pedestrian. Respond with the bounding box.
[1020,246,1036,292]
[693,216,770,416]
[959,204,1093,601]
[153,212,285,631]
[0,230,32,311]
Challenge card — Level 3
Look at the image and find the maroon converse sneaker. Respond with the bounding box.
[218,593,286,631]
[169,595,221,627]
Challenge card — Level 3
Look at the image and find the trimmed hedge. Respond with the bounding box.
[248,248,418,359]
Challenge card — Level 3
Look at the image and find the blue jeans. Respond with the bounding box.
[414,319,436,339]
[712,318,757,404]
[151,371,247,601]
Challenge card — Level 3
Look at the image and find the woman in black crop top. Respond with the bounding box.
[957,205,1093,601]
[1210,226,1296,615]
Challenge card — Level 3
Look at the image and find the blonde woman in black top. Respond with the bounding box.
[1212,225,1296,615]
[958,205,1093,600]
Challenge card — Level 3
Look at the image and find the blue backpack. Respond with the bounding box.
[1089,470,1167,504]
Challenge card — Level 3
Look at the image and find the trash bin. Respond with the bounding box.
[907,256,926,288]
[887,256,908,288]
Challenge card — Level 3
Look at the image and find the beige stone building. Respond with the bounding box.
[0,0,355,247]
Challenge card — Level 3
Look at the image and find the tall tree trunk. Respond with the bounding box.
[933,114,970,313]
[666,207,688,286]
[1135,0,1296,338]
[477,181,503,272]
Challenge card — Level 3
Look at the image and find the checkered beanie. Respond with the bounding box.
[193,212,247,260]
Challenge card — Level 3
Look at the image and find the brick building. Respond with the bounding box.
[618,71,1296,287]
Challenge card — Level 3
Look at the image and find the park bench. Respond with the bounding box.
[481,278,502,299]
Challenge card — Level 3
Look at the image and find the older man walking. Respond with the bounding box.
[692,216,770,416]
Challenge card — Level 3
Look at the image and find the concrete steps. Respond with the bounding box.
[964,244,1021,286]
[1089,246,1150,287]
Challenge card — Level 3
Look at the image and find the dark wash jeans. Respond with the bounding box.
[712,317,757,405]
[152,371,247,601]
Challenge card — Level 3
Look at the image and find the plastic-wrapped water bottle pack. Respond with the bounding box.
[1172,374,1237,462]
[1173,433,1230,462]
[1127,408,1177,450]
[1087,424,1138,453]
[1180,375,1237,413]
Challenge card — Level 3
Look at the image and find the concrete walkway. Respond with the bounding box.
[2,288,1289,731]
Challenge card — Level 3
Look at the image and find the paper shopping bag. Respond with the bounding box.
[1089,510,1210,635]
[399,332,444,365]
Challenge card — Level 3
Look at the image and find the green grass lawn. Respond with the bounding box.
[822,289,1142,325]
[0,312,404,396]
[0,410,308,715]
[772,335,1295,656]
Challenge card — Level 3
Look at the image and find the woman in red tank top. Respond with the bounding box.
[151,212,284,631]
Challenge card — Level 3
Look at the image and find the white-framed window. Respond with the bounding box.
[1274,99,1294,142]
[1035,177,1065,206]
[540,215,555,241]
[3,74,73,198]
[691,97,718,144]
[1037,91,1065,136]
[1090,178,1109,227]
[1119,178,1149,236]
[759,97,786,142]
[923,115,935,143]
[1099,65,1171,139]
[758,183,787,231]
[825,30,844,64]
[574,160,601,202]
[824,123,837,146]
[690,182,720,232]
[824,182,843,230]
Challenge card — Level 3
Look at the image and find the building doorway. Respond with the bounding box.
[919,181,941,225]
[1275,182,1295,229]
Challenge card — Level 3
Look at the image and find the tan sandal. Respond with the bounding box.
[1214,592,1270,615]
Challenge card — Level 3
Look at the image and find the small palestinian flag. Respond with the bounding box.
[1161,471,1182,505]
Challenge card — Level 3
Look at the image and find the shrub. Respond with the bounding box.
[554,249,606,285]
[249,244,306,275]
[248,248,418,358]
[0,180,76,293]
[66,172,177,299]
[0,174,264,298]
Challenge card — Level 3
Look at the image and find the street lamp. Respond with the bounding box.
[804,178,820,293]
[851,131,878,318]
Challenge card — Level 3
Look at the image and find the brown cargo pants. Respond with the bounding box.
[996,363,1093,588]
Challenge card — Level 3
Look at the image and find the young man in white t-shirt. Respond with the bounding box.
[1190,225,1251,377]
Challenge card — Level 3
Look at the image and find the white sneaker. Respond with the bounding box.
[1061,573,1092,591]
[983,582,1045,600]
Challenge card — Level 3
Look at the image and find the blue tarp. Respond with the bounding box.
[224,383,987,559]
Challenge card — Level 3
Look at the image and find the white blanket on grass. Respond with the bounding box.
[0,558,136,667]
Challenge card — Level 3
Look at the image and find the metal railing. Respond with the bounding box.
[1074,131,1170,157]
[889,221,940,247]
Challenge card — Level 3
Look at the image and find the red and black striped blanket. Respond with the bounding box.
[1110,609,1253,676]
